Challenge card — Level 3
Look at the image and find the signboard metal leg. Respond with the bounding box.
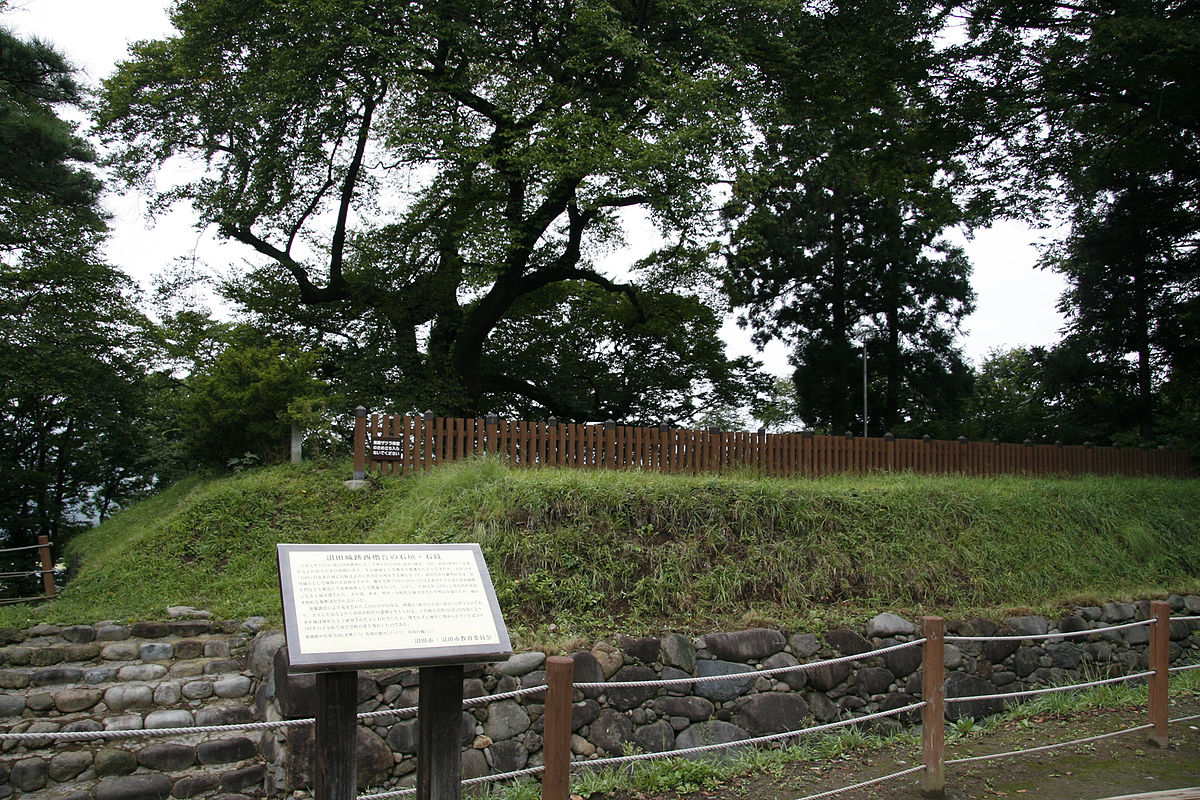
[316,670,359,800]
[418,664,464,800]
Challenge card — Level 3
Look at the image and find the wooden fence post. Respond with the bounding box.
[922,616,945,795]
[38,535,55,598]
[315,670,358,800]
[1148,599,1170,748]
[541,656,575,800]
[352,406,367,480]
[418,664,465,800]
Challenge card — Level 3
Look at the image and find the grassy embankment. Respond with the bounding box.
[2,457,1198,646]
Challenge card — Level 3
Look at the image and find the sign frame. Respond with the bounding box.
[277,543,512,673]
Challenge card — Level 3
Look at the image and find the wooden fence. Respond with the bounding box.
[351,408,1195,479]
[0,535,56,605]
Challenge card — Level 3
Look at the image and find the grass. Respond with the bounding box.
[2,457,1199,641]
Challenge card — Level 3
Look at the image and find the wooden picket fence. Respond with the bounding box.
[350,409,1194,479]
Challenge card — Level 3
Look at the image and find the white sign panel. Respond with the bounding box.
[277,543,512,672]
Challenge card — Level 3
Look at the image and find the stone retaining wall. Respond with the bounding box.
[4,595,1199,799]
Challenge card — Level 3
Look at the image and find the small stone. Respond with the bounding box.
[824,629,871,656]
[49,750,92,781]
[84,665,118,683]
[93,774,172,800]
[660,633,697,673]
[694,659,755,702]
[617,635,661,663]
[482,700,530,741]
[105,683,154,711]
[591,642,623,678]
[101,642,140,661]
[197,737,257,764]
[172,640,204,659]
[0,670,29,689]
[762,652,806,690]
[170,661,205,679]
[494,652,546,676]
[473,734,493,749]
[144,709,194,728]
[130,621,170,638]
[203,658,240,674]
[674,721,750,761]
[171,774,220,798]
[55,687,103,713]
[10,757,48,792]
[60,625,97,643]
[93,747,138,776]
[606,665,658,711]
[154,682,182,705]
[168,606,212,619]
[33,666,84,685]
[140,642,174,661]
[1004,616,1049,637]
[204,640,231,658]
[182,680,214,700]
[570,733,596,756]
[137,742,196,771]
[119,663,168,681]
[169,620,212,637]
[95,624,130,641]
[242,616,268,633]
[865,613,915,638]
[0,693,25,716]
[104,714,144,731]
[703,628,786,662]
[26,691,55,711]
[213,675,252,698]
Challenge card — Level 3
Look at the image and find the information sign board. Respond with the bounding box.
[369,435,405,461]
[277,543,512,672]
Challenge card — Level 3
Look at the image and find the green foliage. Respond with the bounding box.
[723,0,977,436]
[98,0,760,421]
[7,460,1199,632]
[174,333,331,467]
[0,22,103,255]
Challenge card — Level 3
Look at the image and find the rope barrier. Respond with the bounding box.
[1170,712,1200,725]
[575,639,926,691]
[572,703,927,769]
[945,619,1151,643]
[944,671,1154,705]
[945,722,1153,765]
[1168,663,1200,675]
[0,595,50,606]
[787,764,926,800]
[0,543,53,554]
[464,685,547,705]
[1175,615,1200,622]
[0,716,314,743]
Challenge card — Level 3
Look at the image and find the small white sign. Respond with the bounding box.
[278,543,512,672]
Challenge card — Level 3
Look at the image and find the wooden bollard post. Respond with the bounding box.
[418,664,465,800]
[1148,600,1171,748]
[921,616,945,795]
[352,406,367,481]
[37,535,55,598]
[541,656,575,800]
[315,671,359,800]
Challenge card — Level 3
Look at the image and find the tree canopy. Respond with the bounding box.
[99,0,762,422]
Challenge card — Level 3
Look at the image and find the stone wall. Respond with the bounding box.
[0,613,281,799]
[4,594,1199,799]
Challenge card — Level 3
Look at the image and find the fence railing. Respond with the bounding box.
[0,534,56,605]
[351,408,1194,480]
[6,601,1196,800]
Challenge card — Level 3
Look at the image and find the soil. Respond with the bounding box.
[587,694,1200,800]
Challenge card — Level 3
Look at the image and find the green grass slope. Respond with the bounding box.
[5,458,1199,644]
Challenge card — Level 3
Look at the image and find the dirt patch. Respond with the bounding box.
[589,695,1200,800]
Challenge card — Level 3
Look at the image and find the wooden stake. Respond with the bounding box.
[541,656,575,800]
[418,664,464,800]
[38,535,55,598]
[1148,600,1170,748]
[922,616,945,795]
[315,671,358,800]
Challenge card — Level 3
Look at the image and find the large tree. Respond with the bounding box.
[959,0,1200,443]
[723,0,977,435]
[99,0,762,421]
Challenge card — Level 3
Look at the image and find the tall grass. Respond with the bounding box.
[3,458,1198,636]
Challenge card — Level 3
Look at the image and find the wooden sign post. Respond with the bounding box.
[278,543,512,800]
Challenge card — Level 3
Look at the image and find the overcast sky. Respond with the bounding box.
[6,0,1069,373]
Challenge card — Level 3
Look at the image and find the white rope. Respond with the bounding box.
[0,716,313,743]
[462,764,545,786]
[1170,712,1200,724]
[946,619,1151,643]
[788,764,926,800]
[1174,615,1200,622]
[944,671,1154,705]
[464,685,546,706]
[945,722,1152,765]
[573,702,926,769]
[1168,663,1200,675]
[358,705,418,722]
[575,639,926,691]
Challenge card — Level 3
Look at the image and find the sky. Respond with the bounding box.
[6,0,1070,375]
